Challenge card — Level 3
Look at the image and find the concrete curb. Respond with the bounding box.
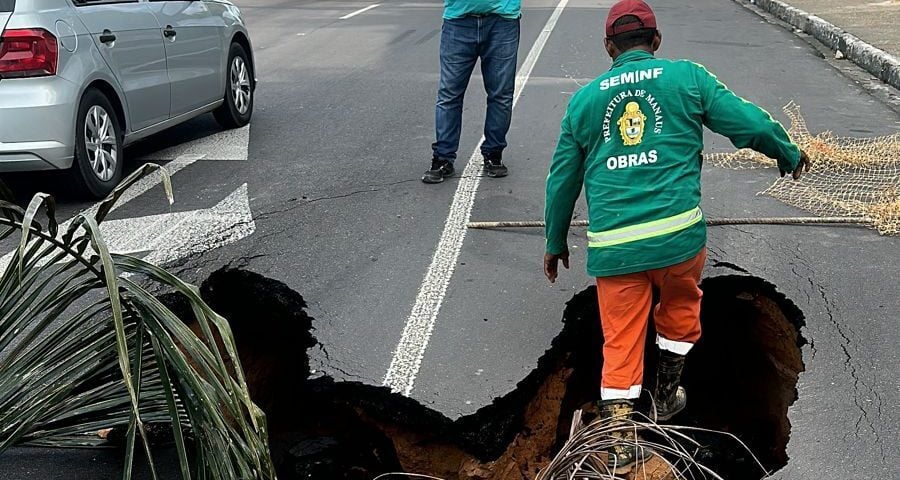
[745,0,900,90]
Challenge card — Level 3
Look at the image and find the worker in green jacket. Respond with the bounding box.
[542,0,809,473]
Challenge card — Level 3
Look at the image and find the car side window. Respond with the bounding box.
[72,0,139,6]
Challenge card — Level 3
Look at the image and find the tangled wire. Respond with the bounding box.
[535,409,766,480]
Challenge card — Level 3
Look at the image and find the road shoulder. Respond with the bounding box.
[733,0,900,93]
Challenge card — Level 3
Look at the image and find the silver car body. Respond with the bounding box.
[0,0,253,172]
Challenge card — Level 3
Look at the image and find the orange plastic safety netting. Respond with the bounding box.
[705,103,900,235]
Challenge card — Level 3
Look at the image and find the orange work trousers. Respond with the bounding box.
[596,249,706,400]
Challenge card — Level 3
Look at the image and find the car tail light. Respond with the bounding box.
[0,28,59,78]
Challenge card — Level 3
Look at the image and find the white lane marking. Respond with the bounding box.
[1,125,251,270]
[0,153,203,272]
[382,0,571,396]
[340,3,380,19]
[102,184,254,266]
[91,154,205,217]
[70,124,248,221]
[0,184,254,272]
[140,125,250,162]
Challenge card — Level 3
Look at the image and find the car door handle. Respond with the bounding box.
[99,30,116,44]
[163,26,176,38]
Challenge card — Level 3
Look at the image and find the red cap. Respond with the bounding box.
[605,0,657,37]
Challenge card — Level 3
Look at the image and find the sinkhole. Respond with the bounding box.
[170,269,807,480]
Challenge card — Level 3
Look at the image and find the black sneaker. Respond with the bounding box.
[423,158,454,184]
[483,155,508,178]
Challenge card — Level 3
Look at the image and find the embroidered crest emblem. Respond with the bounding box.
[617,101,647,146]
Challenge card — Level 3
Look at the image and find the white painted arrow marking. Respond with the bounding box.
[139,125,250,162]
[0,184,254,271]
[2,125,253,271]
[99,183,254,266]
[96,123,250,218]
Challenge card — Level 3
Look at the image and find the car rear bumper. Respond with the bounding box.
[0,76,78,172]
[0,142,72,172]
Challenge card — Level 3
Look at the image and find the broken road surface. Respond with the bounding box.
[2,0,899,477]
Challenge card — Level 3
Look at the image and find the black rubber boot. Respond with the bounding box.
[655,349,688,421]
[599,399,639,474]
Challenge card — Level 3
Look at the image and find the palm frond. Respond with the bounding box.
[0,167,275,480]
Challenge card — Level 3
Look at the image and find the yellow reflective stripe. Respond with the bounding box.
[587,207,704,248]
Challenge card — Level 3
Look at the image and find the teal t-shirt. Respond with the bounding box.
[443,0,521,19]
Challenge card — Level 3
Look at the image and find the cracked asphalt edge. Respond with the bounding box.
[707,229,886,457]
[725,0,896,456]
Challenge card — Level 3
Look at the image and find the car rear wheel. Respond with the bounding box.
[214,42,253,129]
[72,89,123,199]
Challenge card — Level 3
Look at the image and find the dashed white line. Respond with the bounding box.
[340,4,380,19]
[382,0,571,397]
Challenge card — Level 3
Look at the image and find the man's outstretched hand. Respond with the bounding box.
[544,250,570,284]
[781,149,811,180]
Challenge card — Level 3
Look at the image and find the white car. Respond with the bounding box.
[0,0,255,197]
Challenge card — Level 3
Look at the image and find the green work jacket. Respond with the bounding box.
[544,50,800,277]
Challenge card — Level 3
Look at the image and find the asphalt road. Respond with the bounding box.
[3,0,900,477]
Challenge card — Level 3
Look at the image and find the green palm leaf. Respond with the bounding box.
[0,167,275,480]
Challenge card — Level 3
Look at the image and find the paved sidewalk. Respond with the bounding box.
[749,0,900,89]
[784,0,900,56]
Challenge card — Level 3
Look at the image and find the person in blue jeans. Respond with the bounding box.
[422,0,522,184]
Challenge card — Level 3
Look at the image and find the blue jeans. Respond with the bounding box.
[432,15,520,163]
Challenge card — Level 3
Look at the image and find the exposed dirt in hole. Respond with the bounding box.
[165,269,806,480]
